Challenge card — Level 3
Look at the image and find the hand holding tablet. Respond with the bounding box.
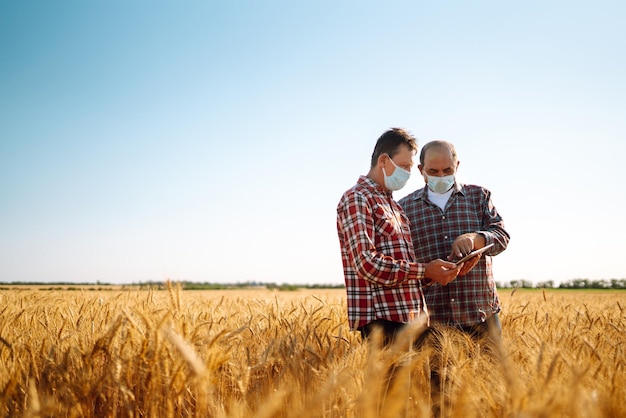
[454,243,494,265]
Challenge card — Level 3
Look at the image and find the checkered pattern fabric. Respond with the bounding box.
[337,176,426,330]
[399,183,510,327]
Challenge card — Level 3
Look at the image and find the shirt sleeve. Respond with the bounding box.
[477,189,510,255]
[337,191,425,286]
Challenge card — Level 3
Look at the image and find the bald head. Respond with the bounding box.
[419,140,458,166]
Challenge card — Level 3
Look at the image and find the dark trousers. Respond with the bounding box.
[359,319,406,347]
[359,313,502,348]
[457,313,502,343]
[359,319,430,348]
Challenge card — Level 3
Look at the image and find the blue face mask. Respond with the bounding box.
[383,157,411,191]
[426,174,455,194]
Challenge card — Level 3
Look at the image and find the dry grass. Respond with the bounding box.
[0,285,623,417]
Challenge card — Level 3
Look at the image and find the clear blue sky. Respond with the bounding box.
[1,1,625,285]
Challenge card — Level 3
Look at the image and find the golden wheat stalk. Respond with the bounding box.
[161,325,207,376]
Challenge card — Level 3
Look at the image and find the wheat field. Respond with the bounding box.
[0,284,623,417]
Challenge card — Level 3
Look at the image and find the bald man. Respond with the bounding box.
[398,140,510,342]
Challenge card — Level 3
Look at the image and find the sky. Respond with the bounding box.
[1,1,625,286]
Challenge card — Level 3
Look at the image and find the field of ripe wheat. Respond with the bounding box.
[0,284,624,417]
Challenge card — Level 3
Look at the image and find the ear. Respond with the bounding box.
[377,153,389,168]
[418,164,424,174]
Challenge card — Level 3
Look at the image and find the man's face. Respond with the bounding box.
[419,147,457,179]
[382,144,415,175]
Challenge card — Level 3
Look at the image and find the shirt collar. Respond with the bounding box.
[359,175,393,197]
[416,182,464,200]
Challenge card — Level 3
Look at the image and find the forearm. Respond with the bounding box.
[479,192,510,254]
[354,249,426,287]
[476,227,509,255]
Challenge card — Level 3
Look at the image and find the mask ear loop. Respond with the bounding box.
[381,154,390,179]
[384,153,400,169]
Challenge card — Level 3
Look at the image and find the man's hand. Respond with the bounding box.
[449,232,486,260]
[424,259,461,286]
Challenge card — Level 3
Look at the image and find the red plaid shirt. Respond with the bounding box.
[398,183,510,327]
[337,176,427,330]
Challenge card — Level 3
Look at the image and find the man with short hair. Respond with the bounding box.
[337,129,461,346]
[398,140,510,342]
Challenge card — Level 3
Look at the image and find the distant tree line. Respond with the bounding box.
[2,279,624,290]
[135,281,345,291]
[497,278,626,289]
[0,280,345,291]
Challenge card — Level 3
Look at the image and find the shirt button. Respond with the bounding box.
[442,216,446,220]
[444,236,448,239]
[451,298,455,302]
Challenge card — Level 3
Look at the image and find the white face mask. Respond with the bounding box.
[382,157,411,191]
[425,174,455,194]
